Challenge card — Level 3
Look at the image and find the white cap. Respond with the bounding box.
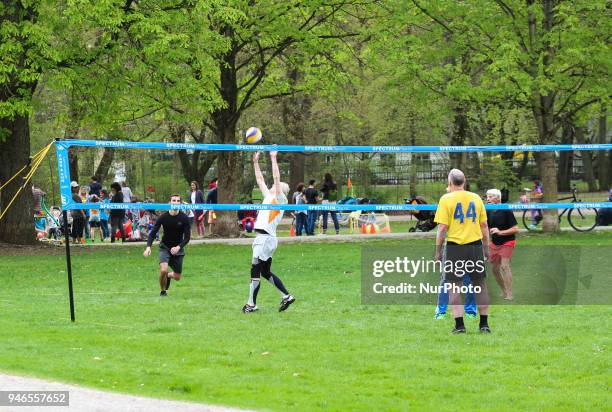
[70,181,79,188]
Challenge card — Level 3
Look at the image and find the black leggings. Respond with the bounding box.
[110,216,126,242]
[251,257,273,280]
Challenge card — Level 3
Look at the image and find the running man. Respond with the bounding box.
[143,194,191,296]
[242,151,295,313]
[434,169,491,334]
[486,188,518,300]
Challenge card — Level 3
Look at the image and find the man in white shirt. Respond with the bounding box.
[242,151,295,313]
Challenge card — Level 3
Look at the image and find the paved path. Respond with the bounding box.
[0,373,250,412]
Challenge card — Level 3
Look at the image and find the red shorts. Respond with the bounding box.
[489,240,515,263]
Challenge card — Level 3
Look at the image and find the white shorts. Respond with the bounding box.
[252,234,278,262]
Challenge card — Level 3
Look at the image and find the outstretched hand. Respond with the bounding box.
[253,151,261,162]
[270,150,278,159]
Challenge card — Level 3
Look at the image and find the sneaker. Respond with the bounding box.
[452,327,466,334]
[160,290,168,297]
[434,313,446,320]
[479,325,492,333]
[279,295,296,312]
[465,312,477,319]
[528,224,537,230]
[242,304,258,313]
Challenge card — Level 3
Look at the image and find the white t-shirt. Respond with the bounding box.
[191,192,196,204]
[254,188,287,236]
[122,187,132,203]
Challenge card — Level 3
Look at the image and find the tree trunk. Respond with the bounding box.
[94,146,115,183]
[409,120,417,198]
[557,122,573,192]
[214,125,240,237]
[0,114,36,244]
[288,153,305,201]
[575,126,597,192]
[598,111,610,190]
[282,69,310,199]
[450,106,468,170]
[517,151,530,180]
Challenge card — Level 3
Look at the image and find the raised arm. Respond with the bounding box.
[270,151,281,195]
[253,151,268,195]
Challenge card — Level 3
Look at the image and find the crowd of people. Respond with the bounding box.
[33,176,219,244]
[292,173,340,236]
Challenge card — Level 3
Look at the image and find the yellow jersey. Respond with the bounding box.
[434,190,487,244]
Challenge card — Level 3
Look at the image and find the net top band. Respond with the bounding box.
[55,139,612,153]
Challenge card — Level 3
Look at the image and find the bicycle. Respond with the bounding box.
[522,186,599,232]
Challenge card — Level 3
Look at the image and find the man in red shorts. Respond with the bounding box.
[486,189,519,300]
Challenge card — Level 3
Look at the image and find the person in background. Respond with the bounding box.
[208,178,217,190]
[292,183,308,236]
[320,173,340,235]
[89,176,102,197]
[88,195,103,242]
[206,181,218,233]
[79,185,91,243]
[31,184,46,216]
[121,181,133,203]
[304,179,320,236]
[109,182,126,243]
[70,181,85,244]
[99,189,110,241]
[189,181,205,237]
[47,207,61,240]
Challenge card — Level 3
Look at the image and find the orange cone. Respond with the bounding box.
[290,224,296,237]
[361,224,367,234]
[380,225,391,233]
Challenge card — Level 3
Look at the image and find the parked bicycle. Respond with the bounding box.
[522,186,598,232]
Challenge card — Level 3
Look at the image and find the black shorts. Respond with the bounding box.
[158,244,185,274]
[443,240,486,281]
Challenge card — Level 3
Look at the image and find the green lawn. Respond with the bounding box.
[1,233,610,411]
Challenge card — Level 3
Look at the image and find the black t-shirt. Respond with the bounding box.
[320,181,338,201]
[304,187,319,204]
[147,211,191,249]
[110,191,125,218]
[89,182,102,196]
[71,194,84,218]
[486,209,518,245]
[206,188,217,204]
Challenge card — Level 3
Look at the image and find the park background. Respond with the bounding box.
[0,0,610,243]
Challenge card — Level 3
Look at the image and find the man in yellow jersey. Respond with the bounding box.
[434,169,491,334]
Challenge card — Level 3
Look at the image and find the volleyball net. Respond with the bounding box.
[55,139,612,213]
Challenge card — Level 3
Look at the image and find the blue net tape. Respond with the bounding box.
[63,202,612,211]
[54,140,612,211]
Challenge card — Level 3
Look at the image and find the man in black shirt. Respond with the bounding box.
[486,189,519,300]
[303,179,320,235]
[143,194,191,296]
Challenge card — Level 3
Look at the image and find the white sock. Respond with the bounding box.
[248,279,260,307]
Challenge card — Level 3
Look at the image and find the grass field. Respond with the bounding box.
[1,233,611,410]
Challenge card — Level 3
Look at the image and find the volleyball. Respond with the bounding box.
[245,127,262,144]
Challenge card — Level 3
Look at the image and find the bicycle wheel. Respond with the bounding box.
[568,208,598,232]
[522,209,542,231]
